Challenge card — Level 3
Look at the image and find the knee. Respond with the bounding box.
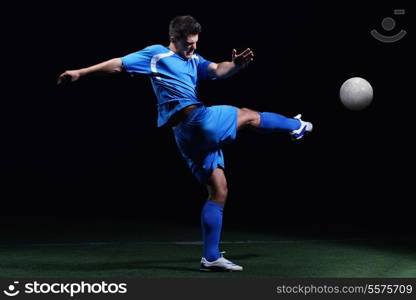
[238,108,261,128]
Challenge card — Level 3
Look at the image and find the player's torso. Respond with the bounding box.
[151,48,200,94]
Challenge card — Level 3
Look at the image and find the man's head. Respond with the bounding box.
[169,15,201,59]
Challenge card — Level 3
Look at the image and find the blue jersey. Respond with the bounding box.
[121,45,214,127]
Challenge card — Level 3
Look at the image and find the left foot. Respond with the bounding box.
[200,252,243,272]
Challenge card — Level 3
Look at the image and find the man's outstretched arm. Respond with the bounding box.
[57,58,123,85]
[207,48,254,80]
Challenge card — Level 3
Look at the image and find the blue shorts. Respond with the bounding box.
[173,105,238,184]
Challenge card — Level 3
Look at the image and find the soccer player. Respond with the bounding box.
[57,15,312,272]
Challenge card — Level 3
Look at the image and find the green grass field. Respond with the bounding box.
[1,219,415,278]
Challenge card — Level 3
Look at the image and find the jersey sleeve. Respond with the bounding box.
[196,54,216,80]
[121,46,155,75]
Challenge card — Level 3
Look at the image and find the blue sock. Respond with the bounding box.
[201,200,223,262]
[258,112,300,132]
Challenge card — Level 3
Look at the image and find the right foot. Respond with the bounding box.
[290,114,313,140]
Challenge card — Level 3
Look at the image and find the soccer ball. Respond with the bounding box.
[339,77,373,110]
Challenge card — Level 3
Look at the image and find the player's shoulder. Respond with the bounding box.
[143,44,172,55]
[193,53,210,63]
[193,53,203,60]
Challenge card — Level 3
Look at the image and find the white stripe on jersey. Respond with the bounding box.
[150,51,175,80]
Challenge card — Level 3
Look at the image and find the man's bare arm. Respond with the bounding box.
[207,48,254,79]
[57,58,123,85]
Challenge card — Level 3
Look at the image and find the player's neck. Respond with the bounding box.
[168,43,177,53]
[168,43,188,60]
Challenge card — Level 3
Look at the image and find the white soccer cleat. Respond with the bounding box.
[200,252,243,272]
[290,114,313,140]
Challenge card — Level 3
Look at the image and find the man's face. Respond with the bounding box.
[173,34,198,59]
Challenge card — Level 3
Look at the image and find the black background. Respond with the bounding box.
[1,1,414,231]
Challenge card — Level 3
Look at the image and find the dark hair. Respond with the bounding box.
[169,15,201,40]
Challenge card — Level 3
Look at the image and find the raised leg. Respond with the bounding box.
[237,107,312,139]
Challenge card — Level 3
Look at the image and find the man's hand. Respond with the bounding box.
[232,48,254,69]
[207,48,255,79]
[57,70,81,85]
